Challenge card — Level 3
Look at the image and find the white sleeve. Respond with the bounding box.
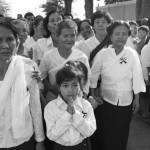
[90,52,103,88]
[132,52,146,94]
[29,80,45,142]
[72,103,96,137]
[141,46,150,80]
[82,56,91,95]
[39,54,49,80]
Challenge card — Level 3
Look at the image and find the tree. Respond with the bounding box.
[136,0,150,19]
[41,0,74,14]
[84,0,93,19]
[64,0,73,13]
[0,0,9,16]
[41,0,65,14]
[105,0,131,5]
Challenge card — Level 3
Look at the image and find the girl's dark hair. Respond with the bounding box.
[30,16,43,36]
[78,19,91,33]
[43,10,63,38]
[56,60,88,87]
[0,17,18,40]
[107,20,130,36]
[91,10,112,27]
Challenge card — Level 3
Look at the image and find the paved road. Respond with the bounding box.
[127,114,150,150]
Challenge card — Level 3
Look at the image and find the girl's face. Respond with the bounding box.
[48,12,62,34]
[14,21,28,45]
[0,26,18,61]
[80,21,94,40]
[57,28,76,50]
[59,78,80,104]
[111,25,129,48]
[93,17,109,34]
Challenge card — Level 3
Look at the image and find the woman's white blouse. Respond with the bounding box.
[32,37,55,63]
[90,47,145,106]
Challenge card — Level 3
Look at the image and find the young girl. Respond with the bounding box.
[44,60,96,150]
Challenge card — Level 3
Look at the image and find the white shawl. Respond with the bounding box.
[0,55,30,138]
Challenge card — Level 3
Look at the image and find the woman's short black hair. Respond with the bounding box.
[30,16,43,36]
[91,10,112,27]
[138,25,149,33]
[78,19,91,33]
[107,20,130,36]
[24,12,34,19]
[0,17,18,40]
[56,60,88,87]
[43,10,63,38]
[56,19,77,36]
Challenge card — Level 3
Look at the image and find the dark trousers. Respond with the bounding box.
[53,138,91,150]
[90,101,133,150]
[0,135,35,150]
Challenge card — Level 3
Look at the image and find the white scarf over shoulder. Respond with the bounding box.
[0,55,30,138]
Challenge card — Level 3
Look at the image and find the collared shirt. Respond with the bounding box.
[74,36,100,59]
[0,61,45,148]
[32,37,55,63]
[44,96,96,146]
[90,46,145,106]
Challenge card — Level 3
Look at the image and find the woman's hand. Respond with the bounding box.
[90,88,103,105]
[132,94,140,114]
[36,141,46,150]
[32,70,42,82]
[88,96,99,109]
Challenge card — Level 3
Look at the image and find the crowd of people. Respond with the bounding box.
[0,9,149,150]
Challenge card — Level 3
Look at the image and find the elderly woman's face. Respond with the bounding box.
[111,25,129,48]
[93,17,108,34]
[14,21,28,45]
[0,26,17,61]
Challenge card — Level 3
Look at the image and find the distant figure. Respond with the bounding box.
[24,16,45,59]
[12,19,29,55]
[24,12,34,34]
[141,18,148,26]
[126,21,138,50]
[63,12,74,20]
[24,12,34,25]
[137,25,149,55]
[17,14,23,20]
